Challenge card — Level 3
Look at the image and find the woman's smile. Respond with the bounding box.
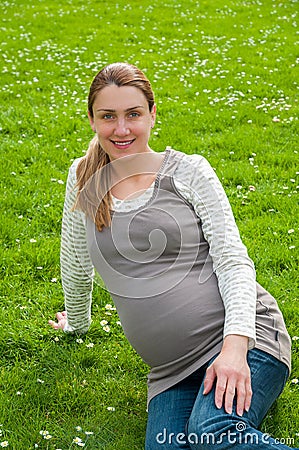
[110,138,136,149]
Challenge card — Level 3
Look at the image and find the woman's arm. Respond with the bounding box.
[174,153,256,345]
[174,153,256,414]
[49,159,94,333]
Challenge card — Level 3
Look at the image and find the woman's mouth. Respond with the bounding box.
[111,139,135,149]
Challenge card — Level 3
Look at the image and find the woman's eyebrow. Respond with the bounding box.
[96,105,145,112]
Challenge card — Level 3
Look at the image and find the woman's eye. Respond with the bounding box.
[103,114,114,120]
[129,112,140,118]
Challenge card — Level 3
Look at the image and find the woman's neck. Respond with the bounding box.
[109,151,165,200]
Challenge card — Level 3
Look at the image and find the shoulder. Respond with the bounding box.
[66,157,85,187]
[169,147,209,167]
[68,157,84,178]
[169,148,214,181]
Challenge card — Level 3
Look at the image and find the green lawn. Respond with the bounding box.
[0,0,298,448]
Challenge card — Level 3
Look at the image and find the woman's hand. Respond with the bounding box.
[48,311,67,330]
[203,335,252,416]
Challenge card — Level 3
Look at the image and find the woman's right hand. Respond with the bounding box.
[48,311,67,330]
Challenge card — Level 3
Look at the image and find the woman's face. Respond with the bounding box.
[88,84,156,161]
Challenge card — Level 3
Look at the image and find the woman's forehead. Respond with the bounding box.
[93,85,148,111]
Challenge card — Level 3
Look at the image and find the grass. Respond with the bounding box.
[0,0,298,448]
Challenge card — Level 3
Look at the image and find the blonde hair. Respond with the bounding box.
[74,62,155,231]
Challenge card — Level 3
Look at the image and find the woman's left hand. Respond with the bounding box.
[203,335,252,416]
[48,311,67,330]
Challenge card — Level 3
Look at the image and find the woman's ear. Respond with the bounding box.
[151,104,157,128]
[88,111,96,132]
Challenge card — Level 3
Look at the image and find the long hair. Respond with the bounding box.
[74,62,155,231]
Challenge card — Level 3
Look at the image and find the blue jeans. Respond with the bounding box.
[146,349,296,449]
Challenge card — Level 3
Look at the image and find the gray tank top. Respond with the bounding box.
[86,149,291,405]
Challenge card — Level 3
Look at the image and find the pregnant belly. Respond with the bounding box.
[113,276,225,367]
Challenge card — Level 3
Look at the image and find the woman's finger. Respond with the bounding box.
[214,373,228,410]
[223,377,236,414]
[244,377,253,412]
[235,381,246,416]
[203,364,216,395]
[48,319,59,329]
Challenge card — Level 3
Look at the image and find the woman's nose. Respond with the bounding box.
[114,118,130,136]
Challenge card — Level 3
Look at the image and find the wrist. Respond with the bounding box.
[222,334,249,353]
